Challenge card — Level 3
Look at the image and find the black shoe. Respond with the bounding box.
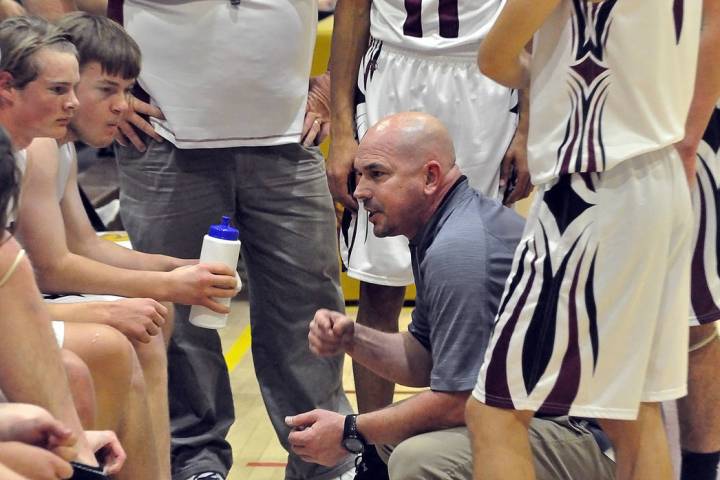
[354,445,389,480]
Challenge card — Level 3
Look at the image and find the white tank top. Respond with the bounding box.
[527,0,701,184]
[56,143,74,203]
[6,150,26,227]
[370,0,504,57]
[120,0,317,149]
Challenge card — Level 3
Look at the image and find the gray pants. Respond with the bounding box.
[116,140,354,480]
[377,418,615,480]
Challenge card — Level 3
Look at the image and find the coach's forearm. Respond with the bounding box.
[347,327,432,387]
[356,390,469,445]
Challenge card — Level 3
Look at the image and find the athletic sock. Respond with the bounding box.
[681,450,720,480]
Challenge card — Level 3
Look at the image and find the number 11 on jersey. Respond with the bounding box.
[403,0,459,39]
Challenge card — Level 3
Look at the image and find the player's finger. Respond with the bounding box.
[507,172,531,204]
[303,118,322,147]
[301,112,318,142]
[129,112,164,142]
[132,100,166,120]
[499,153,513,188]
[202,298,231,314]
[316,121,331,145]
[118,121,146,151]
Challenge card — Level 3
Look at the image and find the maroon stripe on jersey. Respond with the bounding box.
[691,158,720,323]
[484,241,537,407]
[107,0,123,24]
[673,0,684,43]
[438,0,459,38]
[585,251,598,370]
[403,0,423,38]
[521,226,580,396]
[539,249,586,415]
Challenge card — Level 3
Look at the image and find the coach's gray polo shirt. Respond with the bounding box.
[408,176,524,392]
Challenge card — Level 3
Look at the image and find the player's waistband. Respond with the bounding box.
[370,36,480,63]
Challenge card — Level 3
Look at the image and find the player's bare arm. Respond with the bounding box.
[24,0,107,20]
[22,0,76,21]
[501,86,532,204]
[19,139,236,311]
[327,0,372,211]
[59,148,191,272]
[0,0,25,20]
[478,0,560,89]
[677,0,720,184]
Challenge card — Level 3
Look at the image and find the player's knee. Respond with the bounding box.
[60,349,95,428]
[90,324,136,379]
[599,402,663,452]
[134,332,168,375]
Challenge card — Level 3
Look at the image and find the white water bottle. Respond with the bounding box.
[189,216,241,329]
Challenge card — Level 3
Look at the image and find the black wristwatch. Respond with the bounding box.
[341,414,366,454]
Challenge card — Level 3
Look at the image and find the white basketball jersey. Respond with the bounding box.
[527,0,701,185]
[119,0,317,149]
[370,0,504,56]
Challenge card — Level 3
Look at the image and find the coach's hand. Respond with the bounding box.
[309,309,355,357]
[286,410,347,467]
[116,95,165,152]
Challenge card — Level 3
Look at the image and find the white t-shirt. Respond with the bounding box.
[528,0,701,184]
[121,0,317,149]
[370,0,504,57]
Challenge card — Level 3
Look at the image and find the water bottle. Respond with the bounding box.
[189,216,241,329]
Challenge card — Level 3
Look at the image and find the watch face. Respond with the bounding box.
[342,437,364,454]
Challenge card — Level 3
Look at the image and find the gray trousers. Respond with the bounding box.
[116,140,354,480]
[377,418,616,480]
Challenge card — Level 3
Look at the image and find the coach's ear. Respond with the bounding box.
[0,71,15,107]
[423,160,442,194]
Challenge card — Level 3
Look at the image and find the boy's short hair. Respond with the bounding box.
[0,16,77,89]
[57,12,140,80]
[0,125,18,235]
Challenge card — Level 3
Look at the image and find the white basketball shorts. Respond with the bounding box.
[473,146,692,419]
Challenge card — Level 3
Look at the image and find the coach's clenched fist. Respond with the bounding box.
[308,309,355,357]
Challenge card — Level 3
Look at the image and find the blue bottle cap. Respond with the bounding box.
[208,216,239,241]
